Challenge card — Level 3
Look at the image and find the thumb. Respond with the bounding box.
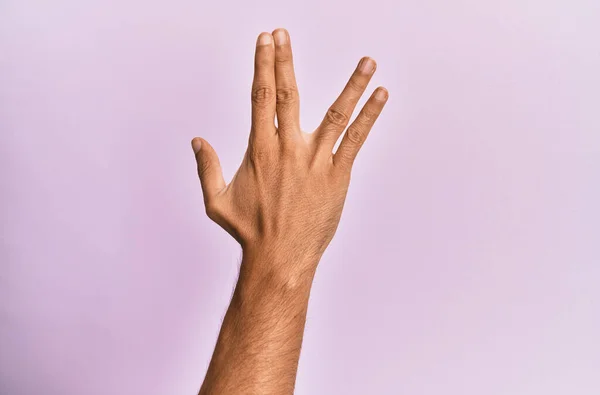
[191,137,226,204]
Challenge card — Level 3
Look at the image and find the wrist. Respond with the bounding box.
[239,242,319,292]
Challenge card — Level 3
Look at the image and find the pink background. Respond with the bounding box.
[1,1,599,394]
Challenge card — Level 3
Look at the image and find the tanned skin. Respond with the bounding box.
[192,28,388,395]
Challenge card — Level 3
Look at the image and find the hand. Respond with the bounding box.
[191,28,388,271]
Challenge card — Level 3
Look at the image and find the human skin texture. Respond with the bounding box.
[193,28,388,395]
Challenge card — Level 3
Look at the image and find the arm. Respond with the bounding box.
[192,27,388,395]
[199,249,316,395]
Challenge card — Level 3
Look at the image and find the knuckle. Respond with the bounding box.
[275,51,292,63]
[347,77,364,92]
[276,87,298,104]
[249,146,271,164]
[358,108,378,124]
[335,148,355,169]
[252,85,275,106]
[325,107,349,127]
[281,140,307,161]
[345,126,364,145]
[197,158,212,179]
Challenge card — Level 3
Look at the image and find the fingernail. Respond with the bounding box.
[375,88,388,101]
[274,29,288,46]
[257,33,272,46]
[191,138,202,154]
[359,57,376,74]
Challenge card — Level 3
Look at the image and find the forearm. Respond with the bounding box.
[199,246,318,395]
